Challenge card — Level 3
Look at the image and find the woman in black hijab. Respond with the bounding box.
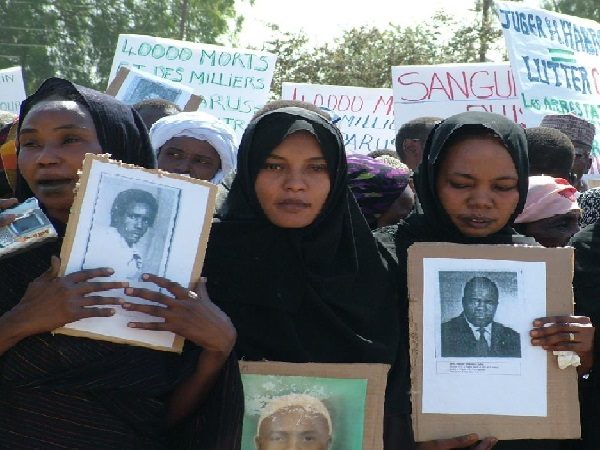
[0,78,243,449]
[203,107,405,445]
[377,111,591,449]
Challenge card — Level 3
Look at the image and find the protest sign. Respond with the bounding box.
[282,82,395,154]
[0,66,26,114]
[109,34,277,139]
[392,63,523,132]
[497,2,600,170]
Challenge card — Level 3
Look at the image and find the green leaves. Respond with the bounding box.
[1,0,241,93]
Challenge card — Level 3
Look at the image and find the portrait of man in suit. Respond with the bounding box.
[441,276,521,357]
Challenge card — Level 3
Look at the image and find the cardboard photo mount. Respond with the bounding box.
[408,242,580,441]
[55,153,217,352]
[106,66,202,111]
[239,361,390,450]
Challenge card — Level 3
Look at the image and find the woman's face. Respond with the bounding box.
[157,137,221,181]
[255,131,331,228]
[18,100,102,221]
[522,211,580,248]
[436,136,520,237]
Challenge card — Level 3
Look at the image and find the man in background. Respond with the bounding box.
[540,114,596,192]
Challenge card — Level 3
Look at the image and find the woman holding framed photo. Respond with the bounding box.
[0,78,243,449]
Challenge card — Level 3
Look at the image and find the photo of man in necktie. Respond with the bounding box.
[441,276,521,357]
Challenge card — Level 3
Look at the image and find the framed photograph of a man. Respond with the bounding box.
[80,175,180,282]
[408,242,580,441]
[106,66,201,111]
[56,154,217,352]
[239,362,390,450]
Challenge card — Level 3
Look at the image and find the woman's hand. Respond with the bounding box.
[530,315,594,374]
[417,434,497,449]
[0,198,19,228]
[8,256,126,338]
[122,274,236,355]
[530,316,594,353]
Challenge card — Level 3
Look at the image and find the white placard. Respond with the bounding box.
[282,82,395,154]
[0,66,27,114]
[422,258,547,416]
[392,63,524,129]
[108,34,277,139]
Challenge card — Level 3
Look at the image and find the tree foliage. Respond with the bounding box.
[0,0,242,93]
[543,0,599,22]
[262,9,506,95]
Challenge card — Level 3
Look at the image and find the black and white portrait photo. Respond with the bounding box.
[81,174,180,283]
[59,155,216,351]
[121,76,183,105]
[439,272,521,358]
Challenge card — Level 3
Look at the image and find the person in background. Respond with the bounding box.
[394,116,441,171]
[526,127,575,181]
[347,154,413,229]
[368,149,401,160]
[133,98,182,130]
[540,114,596,192]
[513,176,580,248]
[149,111,237,184]
[578,188,600,228]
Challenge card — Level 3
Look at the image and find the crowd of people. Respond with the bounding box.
[0,74,598,450]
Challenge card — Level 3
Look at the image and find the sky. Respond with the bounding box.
[236,0,544,49]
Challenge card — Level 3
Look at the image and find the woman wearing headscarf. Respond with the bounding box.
[202,107,405,447]
[513,176,580,248]
[0,78,243,449]
[347,154,413,229]
[149,111,237,183]
[375,111,592,449]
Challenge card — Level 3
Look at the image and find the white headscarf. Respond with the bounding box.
[149,111,237,184]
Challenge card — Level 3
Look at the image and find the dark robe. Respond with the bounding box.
[0,78,243,449]
[570,223,600,450]
[203,107,404,447]
[375,111,569,450]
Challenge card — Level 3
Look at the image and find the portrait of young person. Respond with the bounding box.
[375,111,594,450]
[0,77,243,449]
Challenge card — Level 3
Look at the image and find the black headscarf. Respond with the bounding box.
[15,77,156,201]
[204,107,400,365]
[407,110,530,245]
[0,78,242,449]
